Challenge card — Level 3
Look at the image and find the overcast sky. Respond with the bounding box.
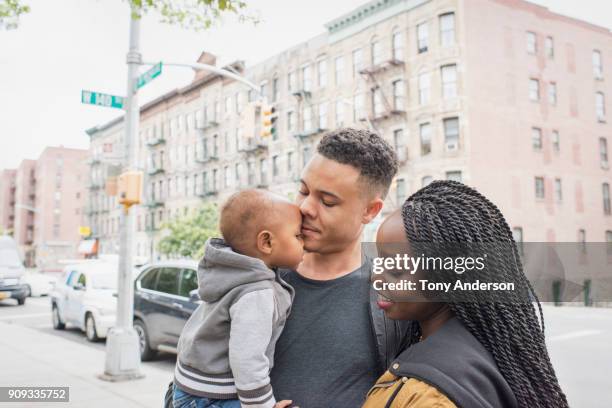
[1,0,611,169]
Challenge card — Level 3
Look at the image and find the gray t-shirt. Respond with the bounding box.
[270,266,380,408]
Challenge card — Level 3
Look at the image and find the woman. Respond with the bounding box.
[363,181,568,408]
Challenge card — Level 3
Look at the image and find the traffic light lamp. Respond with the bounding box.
[260,103,277,138]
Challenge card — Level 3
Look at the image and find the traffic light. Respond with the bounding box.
[260,103,278,138]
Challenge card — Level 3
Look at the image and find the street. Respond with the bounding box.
[0,297,610,407]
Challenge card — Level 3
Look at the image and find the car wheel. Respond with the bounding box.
[133,319,156,361]
[52,304,65,330]
[24,285,32,297]
[17,296,26,305]
[85,313,100,342]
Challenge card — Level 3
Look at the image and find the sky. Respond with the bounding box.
[1,0,612,170]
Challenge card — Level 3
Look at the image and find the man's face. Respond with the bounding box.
[296,153,374,254]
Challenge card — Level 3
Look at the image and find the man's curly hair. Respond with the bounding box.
[316,128,398,198]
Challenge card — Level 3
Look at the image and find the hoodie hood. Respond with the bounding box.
[198,238,276,303]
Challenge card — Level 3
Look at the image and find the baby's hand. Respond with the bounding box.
[274,400,294,408]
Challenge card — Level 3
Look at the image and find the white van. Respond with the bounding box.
[0,236,27,305]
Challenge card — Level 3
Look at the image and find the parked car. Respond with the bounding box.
[50,260,119,342]
[0,236,28,305]
[23,272,57,297]
[133,260,200,360]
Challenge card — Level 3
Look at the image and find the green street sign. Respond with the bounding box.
[81,90,125,110]
[137,62,163,89]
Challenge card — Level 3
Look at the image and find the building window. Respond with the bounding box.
[335,56,344,85]
[600,137,609,165]
[303,105,312,131]
[545,36,554,58]
[235,91,244,113]
[422,176,433,187]
[420,123,432,155]
[212,169,218,191]
[352,48,363,77]
[532,127,542,150]
[392,80,404,110]
[552,130,560,153]
[417,22,429,53]
[512,227,523,244]
[272,155,279,178]
[302,64,312,92]
[247,161,255,186]
[396,178,406,205]
[444,117,459,144]
[224,96,232,116]
[317,59,327,88]
[318,102,328,130]
[335,100,344,127]
[235,163,241,186]
[441,64,457,99]
[446,171,462,183]
[214,101,220,121]
[272,77,280,102]
[526,31,537,54]
[529,78,540,101]
[371,38,382,66]
[418,72,430,105]
[302,146,312,168]
[288,71,296,92]
[224,166,230,188]
[439,13,455,47]
[372,88,384,117]
[393,129,405,159]
[604,183,611,215]
[554,178,562,202]
[287,110,295,132]
[535,177,545,199]
[392,31,404,61]
[596,92,606,122]
[593,50,603,79]
[548,82,557,105]
[353,93,365,121]
[287,151,294,174]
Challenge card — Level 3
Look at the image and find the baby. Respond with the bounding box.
[173,189,303,408]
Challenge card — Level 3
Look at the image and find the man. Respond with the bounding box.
[270,128,411,407]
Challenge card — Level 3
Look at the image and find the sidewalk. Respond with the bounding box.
[0,321,172,407]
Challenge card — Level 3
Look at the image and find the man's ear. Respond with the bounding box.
[256,230,274,255]
[362,197,384,224]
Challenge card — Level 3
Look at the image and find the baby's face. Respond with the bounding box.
[269,202,305,270]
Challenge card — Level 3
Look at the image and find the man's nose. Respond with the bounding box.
[299,195,317,219]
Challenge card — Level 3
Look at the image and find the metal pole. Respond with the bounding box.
[100,5,143,381]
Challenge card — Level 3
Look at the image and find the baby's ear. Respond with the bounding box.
[256,230,273,255]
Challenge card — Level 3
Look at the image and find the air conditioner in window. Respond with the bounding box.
[445,141,459,152]
[602,161,610,170]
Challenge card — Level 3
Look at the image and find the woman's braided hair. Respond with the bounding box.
[400,180,568,408]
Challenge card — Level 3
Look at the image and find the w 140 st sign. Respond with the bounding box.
[81,90,125,110]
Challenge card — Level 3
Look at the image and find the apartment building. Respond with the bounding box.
[0,170,17,235]
[86,0,612,260]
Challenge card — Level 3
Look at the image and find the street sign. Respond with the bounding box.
[81,90,125,110]
[137,62,162,89]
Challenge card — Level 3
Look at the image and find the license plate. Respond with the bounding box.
[0,292,9,300]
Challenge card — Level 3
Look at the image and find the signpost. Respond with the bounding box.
[81,90,125,110]
[136,62,162,89]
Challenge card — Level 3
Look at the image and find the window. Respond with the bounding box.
[335,100,344,127]
[335,56,344,85]
[214,101,220,121]
[554,178,562,202]
[535,177,545,199]
[318,102,328,129]
[140,269,159,290]
[600,137,609,164]
[446,171,462,183]
[303,105,312,131]
[302,64,312,92]
[371,39,382,66]
[260,158,268,185]
[260,81,268,99]
[593,50,603,79]
[224,166,230,188]
[526,31,537,54]
[156,268,179,295]
[392,80,404,110]
[317,59,327,88]
[444,117,459,144]
[224,96,232,116]
[420,123,432,155]
[373,88,384,117]
[248,161,255,186]
[224,132,230,153]
[548,82,557,105]
[235,91,244,113]
[392,31,404,61]
[532,127,542,150]
[353,93,364,121]
[545,36,554,58]
[287,152,294,173]
[288,71,297,92]
[178,269,198,298]
[422,176,433,187]
[512,227,523,244]
[418,72,430,105]
[287,110,296,132]
[441,64,457,99]
[417,22,429,53]
[302,146,312,168]
[394,129,405,155]
[552,130,560,153]
[352,49,363,77]
[596,92,606,122]
[529,79,540,101]
[604,183,611,215]
[193,174,198,196]
[272,77,280,102]
[235,163,241,185]
[272,155,279,177]
[439,13,455,47]
[396,178,406,205]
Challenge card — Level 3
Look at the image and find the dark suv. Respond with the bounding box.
[133,260,200,360]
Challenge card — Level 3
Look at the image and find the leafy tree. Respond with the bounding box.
[157,202,219,259]
[0,0,29,29]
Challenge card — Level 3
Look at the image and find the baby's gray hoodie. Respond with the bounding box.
[174,238,294,408]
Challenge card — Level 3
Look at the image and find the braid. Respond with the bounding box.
[400,180,568,408]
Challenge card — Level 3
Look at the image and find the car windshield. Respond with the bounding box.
[0,249,21,267]
[90,273,117,290]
